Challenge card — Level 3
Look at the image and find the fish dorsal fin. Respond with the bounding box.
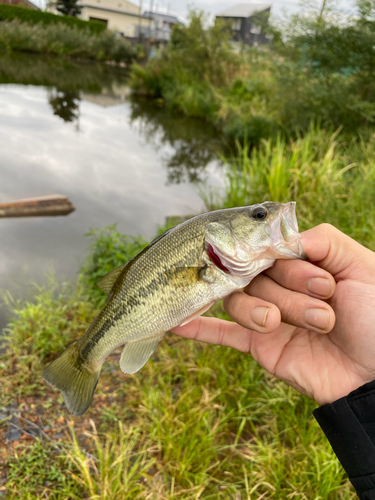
[96,262,129,295]
[119,334,164,374]
[96,227,175,296]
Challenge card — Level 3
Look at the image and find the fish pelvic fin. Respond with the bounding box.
[120,334,164,374]
[42,342,101,417]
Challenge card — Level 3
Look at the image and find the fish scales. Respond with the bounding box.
[43,203,306,416]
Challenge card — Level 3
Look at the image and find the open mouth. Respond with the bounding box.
[208,244,230,274]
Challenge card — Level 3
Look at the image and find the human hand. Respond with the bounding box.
[171,224,375,405]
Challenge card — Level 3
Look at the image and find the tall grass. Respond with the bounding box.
[2,284,356,498]
[0,20,136,63]
[204,125,375,250]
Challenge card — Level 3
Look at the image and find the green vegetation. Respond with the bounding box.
[0,19,136,63]
[130,4,375,143]
[0,4,105,34]
[204,126,375,251]
[0,276,356,499]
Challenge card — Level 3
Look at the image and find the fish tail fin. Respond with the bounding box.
[43,342,101,417]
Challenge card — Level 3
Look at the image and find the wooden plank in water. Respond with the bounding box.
[0,195,75,218]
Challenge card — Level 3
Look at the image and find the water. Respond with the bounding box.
[0,54,224,329]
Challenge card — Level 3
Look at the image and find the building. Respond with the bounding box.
[78,0,152,38]
[0,0,39,8]
[216,3,271,45]
[138,11,182,41]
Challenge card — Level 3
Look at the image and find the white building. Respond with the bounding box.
[78,0,153,37]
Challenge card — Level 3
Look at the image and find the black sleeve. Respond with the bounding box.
[313,380,375,500]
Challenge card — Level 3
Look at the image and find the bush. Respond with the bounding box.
[130,10,238,124]
[0,4,105,34]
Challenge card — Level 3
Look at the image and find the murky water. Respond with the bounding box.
[0,54,224,329]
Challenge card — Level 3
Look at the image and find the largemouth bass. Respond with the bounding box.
[43,202,305,416]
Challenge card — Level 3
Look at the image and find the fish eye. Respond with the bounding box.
[251,207,268,221]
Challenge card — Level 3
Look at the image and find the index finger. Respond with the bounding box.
[299,224,375,281]
[171,317,253,353]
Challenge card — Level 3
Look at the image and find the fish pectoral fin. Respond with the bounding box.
[165,267,205,287]
[179,301,215,326]
[119,334,164,374]
[96,262,129,295]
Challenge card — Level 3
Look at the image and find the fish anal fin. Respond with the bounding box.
[96,262,129,295]
[179,301,215,327]
[120,334,164,374]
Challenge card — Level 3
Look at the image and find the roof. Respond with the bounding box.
[24,0,40,9]
[79,3,149,18]
[143,11,181,24]
[216,3,271,18]
[1,0,40,9]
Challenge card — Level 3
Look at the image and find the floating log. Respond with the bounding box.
[0,195,75,218]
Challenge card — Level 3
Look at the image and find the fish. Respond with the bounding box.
[43,201,305,417]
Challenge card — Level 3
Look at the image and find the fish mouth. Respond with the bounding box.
[208,244,230,273]
[272,202,306,260]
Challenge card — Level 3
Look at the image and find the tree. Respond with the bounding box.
[56,0,82,17]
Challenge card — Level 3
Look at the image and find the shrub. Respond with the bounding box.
[0,4,105,34]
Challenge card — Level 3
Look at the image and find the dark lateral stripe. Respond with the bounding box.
[80,233,205,359]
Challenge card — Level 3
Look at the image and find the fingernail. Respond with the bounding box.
[307,277,332,298]
[305,308,330,331]
[251,307,271,327]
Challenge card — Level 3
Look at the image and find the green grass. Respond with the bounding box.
[1,295,356,498]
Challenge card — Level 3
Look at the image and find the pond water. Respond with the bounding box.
[0,54,224,329]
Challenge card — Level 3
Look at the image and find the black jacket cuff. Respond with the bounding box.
[314,380,375,499]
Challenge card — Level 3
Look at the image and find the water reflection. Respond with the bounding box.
[129,99,223,184]
[0,52,129,92]
[0,53,223,184]
[48,90,80,124]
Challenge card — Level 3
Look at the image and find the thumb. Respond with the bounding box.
[301,224,375,282]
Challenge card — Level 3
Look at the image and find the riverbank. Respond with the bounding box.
[2,126,375,498]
